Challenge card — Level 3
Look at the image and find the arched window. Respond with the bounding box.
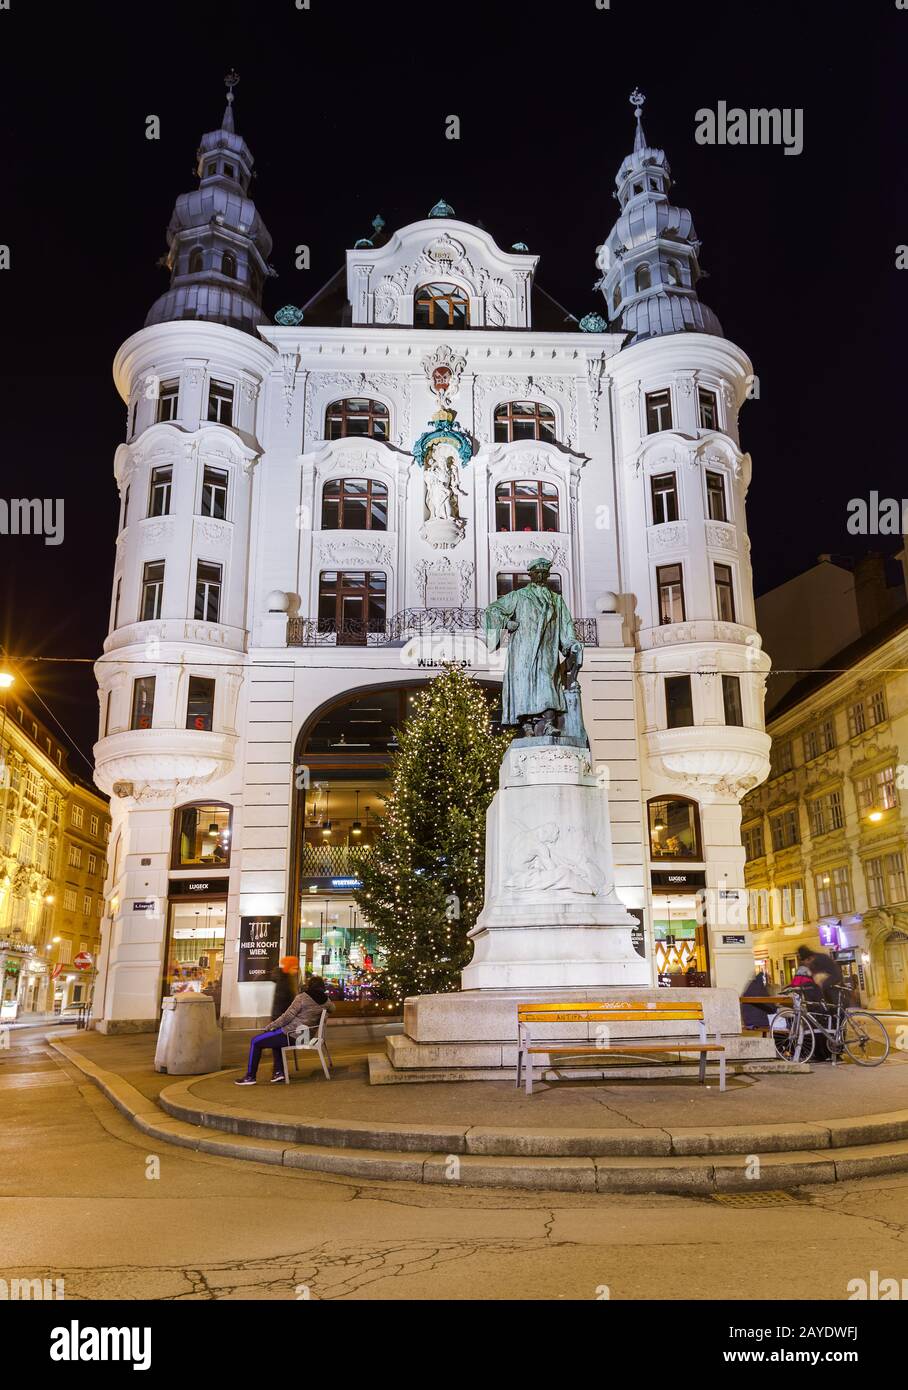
[325,398,389,441]
[493,401,556,444]
[188,247,204,274]
[322,478,388,531]
[414,282,470,328]
[171,802,233,869]
[666,260,682,286]
[635,263,651,293]
[495,481,559,532]
[648,797,702,861]
[221,250,237,278]
[613,282,622,311]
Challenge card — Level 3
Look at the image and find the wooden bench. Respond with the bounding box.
[516,1000,726,1094]
[739,994,791,1036]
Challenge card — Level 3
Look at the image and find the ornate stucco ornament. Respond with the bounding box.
[274,305,304,325]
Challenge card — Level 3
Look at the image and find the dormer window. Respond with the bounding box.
[613,283,622,311]
[325,398,389,441]
[189,247,204,273]
[633,182,644,195]
[414,282,469,329]
[666,260,682,286]
[223,162,235,179]
[206,162,217,177]
[493,401,556,444]
[635,264,652,293]
[221,250,237,279]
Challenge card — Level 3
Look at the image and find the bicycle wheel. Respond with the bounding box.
[770,1009,815,1063]
[842,1012,890,1066]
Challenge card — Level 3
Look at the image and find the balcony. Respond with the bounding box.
[288,609,599,648]
[93,727,239,798]
[645,725,771,796]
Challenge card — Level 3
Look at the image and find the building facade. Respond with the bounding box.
[742,609,908,1011]
[0,683,109,1020]
[91,86,771,1031]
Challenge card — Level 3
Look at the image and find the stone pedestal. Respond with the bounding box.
[153,993,222,1075]
[462,739,649,989]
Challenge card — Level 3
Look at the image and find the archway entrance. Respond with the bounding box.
[289,679,502,997]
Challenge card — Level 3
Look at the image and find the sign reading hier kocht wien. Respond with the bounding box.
[237,916,282,982]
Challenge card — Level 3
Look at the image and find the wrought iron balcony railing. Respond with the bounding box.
[287,609,599,648]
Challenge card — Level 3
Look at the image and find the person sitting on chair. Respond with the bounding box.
[235,976,334,1085]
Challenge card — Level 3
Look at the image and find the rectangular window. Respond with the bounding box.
[781,880,805,926]
[714,563,736,622]
[71,804,84,828]
[63,889,76,913]
[207,380,235,427]
[68,843,82,868]
[130,676,156,731]
[705,470,727,522]
[807,789,845,837]
[832,865,853,913]
[698,386,718,430]
[722,674,743,726]
[885,852,907,904]
[865,856,886,908]
[318,570,387,646]
[58,939,72,964]
[496,572,563,597]
[742,821,764,861]
[856,764,898,815]
[88,853,98,876]
[650,473,678,525]
[770,738,794,778]
[201,466,229,519]
[186,676,216,731]
[156,379,180,422]
[656,563,685,624]
[665,675,694,729]
[90,814,99,837]
[770,807,800,851]
[848,688,887,738]
[83,895,92,917]
[804,718,836,760]
[645,389,673,434]
[140,561,165,621]
[194,561,222,623]
[148,465,173,517]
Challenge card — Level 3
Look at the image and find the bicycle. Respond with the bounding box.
[770,984,890,1066]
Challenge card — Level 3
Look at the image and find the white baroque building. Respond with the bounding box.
[92,87,771,1031]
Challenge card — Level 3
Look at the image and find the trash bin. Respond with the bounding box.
[153,993,222,1075]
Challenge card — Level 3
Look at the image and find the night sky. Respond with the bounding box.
[0,0,902,765]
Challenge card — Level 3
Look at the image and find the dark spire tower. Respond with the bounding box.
[146,71,274,335]
[596,90,722,343]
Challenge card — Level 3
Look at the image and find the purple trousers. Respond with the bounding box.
[246,1027,290,1079]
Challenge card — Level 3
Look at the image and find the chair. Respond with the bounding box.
[281,1008,332,1083]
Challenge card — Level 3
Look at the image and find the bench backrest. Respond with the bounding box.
[517,1000,704,1024]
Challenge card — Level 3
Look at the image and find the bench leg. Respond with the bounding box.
[698,1049,707,1085]
[515,1048,522,1089]
[719,1052,726,1092]
[525,1056,533,1096]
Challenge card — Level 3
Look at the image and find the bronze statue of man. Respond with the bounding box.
[484,557,584,738]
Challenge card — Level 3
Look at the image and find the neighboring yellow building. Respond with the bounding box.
[0,677,109,1021]
[741,608,908,1010]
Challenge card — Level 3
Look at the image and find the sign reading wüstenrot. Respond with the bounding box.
[237,916,282,982]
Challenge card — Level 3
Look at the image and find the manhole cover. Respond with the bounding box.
[712,1191,797,1207]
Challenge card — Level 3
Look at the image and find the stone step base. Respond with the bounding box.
[369,1052,806,1086]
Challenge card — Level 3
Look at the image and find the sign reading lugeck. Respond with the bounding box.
[237,915,282,982]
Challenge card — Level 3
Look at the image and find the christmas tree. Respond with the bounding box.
[354,666,513,1001]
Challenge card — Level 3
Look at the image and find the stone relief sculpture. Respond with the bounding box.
[503,820,598,895]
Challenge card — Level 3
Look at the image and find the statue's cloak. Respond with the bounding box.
[485,583,578,726]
